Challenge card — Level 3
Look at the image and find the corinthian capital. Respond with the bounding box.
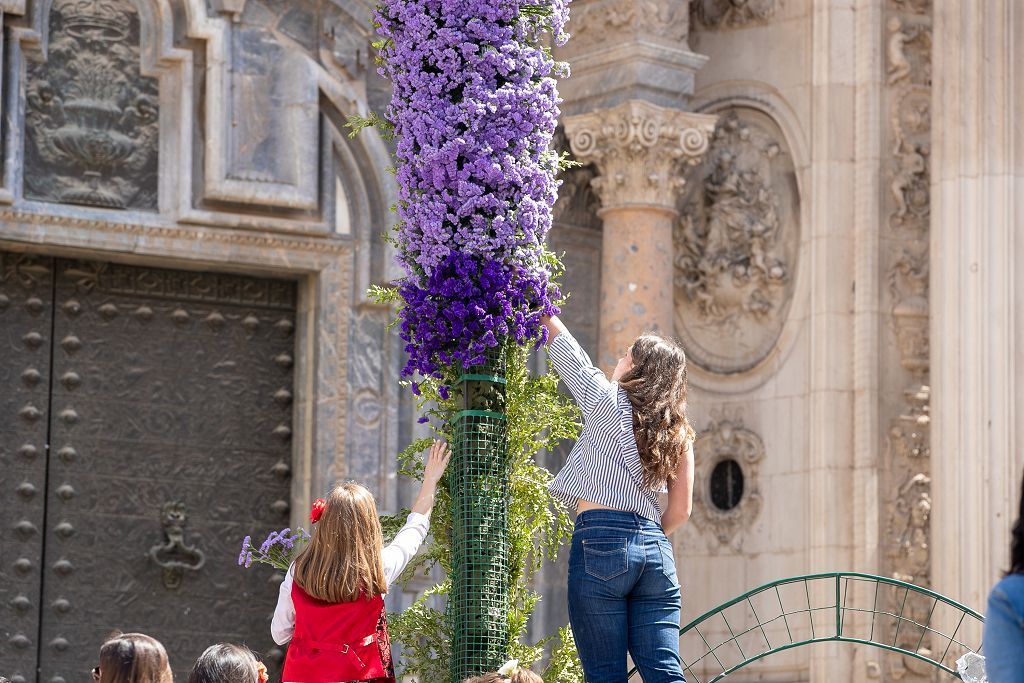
[563,100,717,213]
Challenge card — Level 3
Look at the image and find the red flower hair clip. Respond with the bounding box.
[255,661,269,683]
[310,498,327,524]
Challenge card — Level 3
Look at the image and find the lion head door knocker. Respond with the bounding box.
[149,502,206,589]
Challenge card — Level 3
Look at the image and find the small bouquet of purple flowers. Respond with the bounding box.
[238,527,309,572]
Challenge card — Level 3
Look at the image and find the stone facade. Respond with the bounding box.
[0,0,1021,680]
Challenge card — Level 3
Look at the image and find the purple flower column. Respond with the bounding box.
[374,0,568,679]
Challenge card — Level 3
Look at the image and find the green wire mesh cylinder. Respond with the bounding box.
[448,349,510,683]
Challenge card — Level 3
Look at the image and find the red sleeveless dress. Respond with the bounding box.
[281,582,395,683]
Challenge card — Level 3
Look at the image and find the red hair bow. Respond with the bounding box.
[310,498,326,524]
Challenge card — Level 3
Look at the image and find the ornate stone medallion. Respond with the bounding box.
[674,108,799,374]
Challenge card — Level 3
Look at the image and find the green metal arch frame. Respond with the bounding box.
[627,572,985,682]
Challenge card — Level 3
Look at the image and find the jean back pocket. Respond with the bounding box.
[583,537,628,580]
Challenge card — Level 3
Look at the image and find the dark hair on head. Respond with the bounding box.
[618,334,696,489]
[1009,471,1024,575]
[188,644,262,683]
[98,632,172,683]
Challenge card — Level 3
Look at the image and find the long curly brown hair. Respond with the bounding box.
[618,334,696,489]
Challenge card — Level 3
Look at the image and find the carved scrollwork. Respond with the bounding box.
[674,108,799,374]
[569,0,690,52]
[563,100,716,212]
[25,0,159,210]
[690,411,764,552]
[692,0,776,29]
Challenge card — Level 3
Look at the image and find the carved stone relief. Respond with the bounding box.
[569,0,691,52]
[320,2,372,85]
[674,108,799,374]
[689,411,764,552]
[563,99,715,212]
[25,0,160,210]
[886,14,931,233]
[874,1,932,678]
[890,0,930,14]
[889,248,929,374]
[692,0,776,29]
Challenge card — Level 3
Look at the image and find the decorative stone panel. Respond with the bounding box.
[690,410,764,552]
[673,108,799,374]
[873,0,933,678]
[25,0,159,210]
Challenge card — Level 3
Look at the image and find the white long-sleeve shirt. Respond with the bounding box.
[271,512,430,646]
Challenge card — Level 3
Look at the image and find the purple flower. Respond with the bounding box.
[374,0,567,386]
[238,536,252,566]
[239,527,310,571]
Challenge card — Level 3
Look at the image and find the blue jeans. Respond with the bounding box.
[567,510,686,682]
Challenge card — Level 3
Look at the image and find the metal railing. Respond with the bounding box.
[627,572,985,681]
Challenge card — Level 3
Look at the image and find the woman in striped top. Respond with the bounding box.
[542,315,695,683]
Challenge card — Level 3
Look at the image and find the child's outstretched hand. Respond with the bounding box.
[423,440,451,487]
[411,440,450,517]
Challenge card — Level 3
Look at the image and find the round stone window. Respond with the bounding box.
[709,459,745,511]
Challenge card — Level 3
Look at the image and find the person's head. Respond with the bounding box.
[94,633,172,683]
[187,643,267,683]
[293,481,386,602]
[464,667,543,683]
[616,334,696,490]
[1010,471,1024,575]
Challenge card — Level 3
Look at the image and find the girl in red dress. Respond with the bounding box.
[272,441,450,683]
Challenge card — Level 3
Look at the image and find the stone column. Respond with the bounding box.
[564,100,716,369]
[930,0,1024,642]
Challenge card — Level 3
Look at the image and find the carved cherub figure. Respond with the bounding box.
[887,17,922,85]
[891,140,927,219]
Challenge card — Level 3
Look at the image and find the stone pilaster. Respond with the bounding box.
[930,0,1024,656]
[557,0,707,114]
[564,100,716,369]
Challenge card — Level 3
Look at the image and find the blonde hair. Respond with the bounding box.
[98,633,172,683]
[464,670,543,683]
[293,482,387,602]
[619,334,696,489]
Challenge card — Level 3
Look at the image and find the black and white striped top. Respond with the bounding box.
[547,332,663,523]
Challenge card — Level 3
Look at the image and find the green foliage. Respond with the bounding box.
[368,284,400,305]
[381,327,583,679]
[345,111,396,140]
[388,581,453,683]
[542,627,584,683]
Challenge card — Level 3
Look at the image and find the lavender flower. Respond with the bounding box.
[238,527,310,572]
[374,0,568,384]
[238,535,252,566]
